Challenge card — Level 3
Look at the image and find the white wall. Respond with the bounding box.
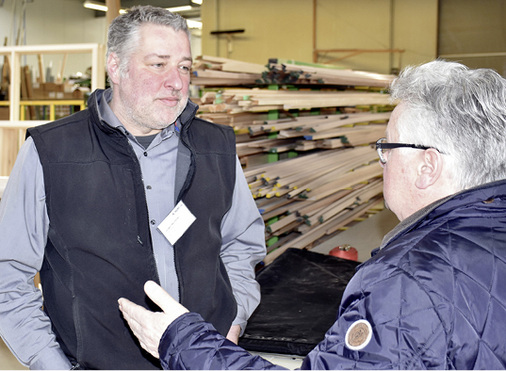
[0,0,202,82]
[1,0,107,80]
[201,0,438,75]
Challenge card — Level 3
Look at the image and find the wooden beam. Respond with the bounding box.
[37,54,44,83]
[106,0,121,26]
[313,0,317,63]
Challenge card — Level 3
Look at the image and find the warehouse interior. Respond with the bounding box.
[1,0,505,369]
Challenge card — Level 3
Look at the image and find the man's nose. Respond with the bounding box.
[163,67,183,90]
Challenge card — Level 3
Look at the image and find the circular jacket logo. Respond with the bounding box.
[345,319,373,351]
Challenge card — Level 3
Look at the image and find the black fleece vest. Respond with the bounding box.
[27,98,237,369]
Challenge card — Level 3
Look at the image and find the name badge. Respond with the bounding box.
[157,201,196,245]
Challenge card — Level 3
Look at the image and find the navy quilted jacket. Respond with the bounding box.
[158,180,506,370]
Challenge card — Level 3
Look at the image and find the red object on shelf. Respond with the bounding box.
[329,244,358,261]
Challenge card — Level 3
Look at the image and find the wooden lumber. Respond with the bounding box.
[294,190,354,223]
[302,124,386,145]
[1,37,10,95]
[198,88,391,113]
[191,56,264,86]
[249,148,384,258]
[319,125,386,148]
[248,111,390,137]
[287,150,376,198]
[238,89,390,110]
[37,54,45,83]
[302,179,382,227]
[308,164,382,201]
[57,53,68,83]
[260,201,296,222]
[193,56,395,88]
[106,0,121,26]
[194,55,266,74]
[198,112,269,132]
[265,60,396,88]
[21,66,35,120]
[309,112,390,132]
[263,192,384,265]
[319,196,384,237]
[189,56,393,265]
[248,154,332,190]
[191,69,260,86]
[267,218,302,238]
[266,213,299,234]
[248,148,379,200]
[292,161,382,201]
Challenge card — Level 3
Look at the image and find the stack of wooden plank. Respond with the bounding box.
[247,111,390,151]
[191,55,264,86]
[191,56,395,263]
[244,146,384,264]
[263,59,397,87]
[197,88,391,114]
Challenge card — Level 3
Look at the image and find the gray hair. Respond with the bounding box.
[107,5,190,76]
[390,60,506,190]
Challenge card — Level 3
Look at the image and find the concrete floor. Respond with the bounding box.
[0,209,399,370]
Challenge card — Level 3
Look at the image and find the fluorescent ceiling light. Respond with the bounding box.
[167,5,192,12]
[83,0,107,12]
[83,1,198,25]
[186,19,202,29]
[191,0,203,5]
[83,2,194,13]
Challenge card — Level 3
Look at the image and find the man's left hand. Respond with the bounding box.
[226,324,241,344]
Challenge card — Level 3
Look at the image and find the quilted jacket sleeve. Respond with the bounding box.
[302,262,450,370]
[158,254,452,370]
[158,312,286,370]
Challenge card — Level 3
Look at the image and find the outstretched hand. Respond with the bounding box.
[118,281,189,359]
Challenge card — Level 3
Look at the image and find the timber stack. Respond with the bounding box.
[191,56,396,265]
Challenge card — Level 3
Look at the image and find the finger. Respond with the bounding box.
[118,298,161,358]
[143,281,189,321]
[118,297,151,334]
[118,299,142,338]
[118,297,143,321]
[144,280,180,312]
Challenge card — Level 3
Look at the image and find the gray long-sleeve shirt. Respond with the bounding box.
[0,91,266,369]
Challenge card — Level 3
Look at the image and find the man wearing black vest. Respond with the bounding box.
[0,5,266,370]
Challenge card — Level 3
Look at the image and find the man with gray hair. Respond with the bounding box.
[119,60,506,369]
[0,5,265,369]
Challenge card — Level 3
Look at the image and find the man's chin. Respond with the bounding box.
[383,199,401,221]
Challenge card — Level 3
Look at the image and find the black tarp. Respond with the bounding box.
[239,248,360,356]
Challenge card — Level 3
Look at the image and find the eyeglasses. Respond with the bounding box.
[375,137,434,164]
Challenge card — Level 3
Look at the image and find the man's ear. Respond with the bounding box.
[415,148,443,189]
[107,52,121,85]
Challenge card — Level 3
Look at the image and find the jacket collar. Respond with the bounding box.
[379,178,506,250]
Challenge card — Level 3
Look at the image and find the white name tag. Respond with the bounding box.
[157,201,196,245]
